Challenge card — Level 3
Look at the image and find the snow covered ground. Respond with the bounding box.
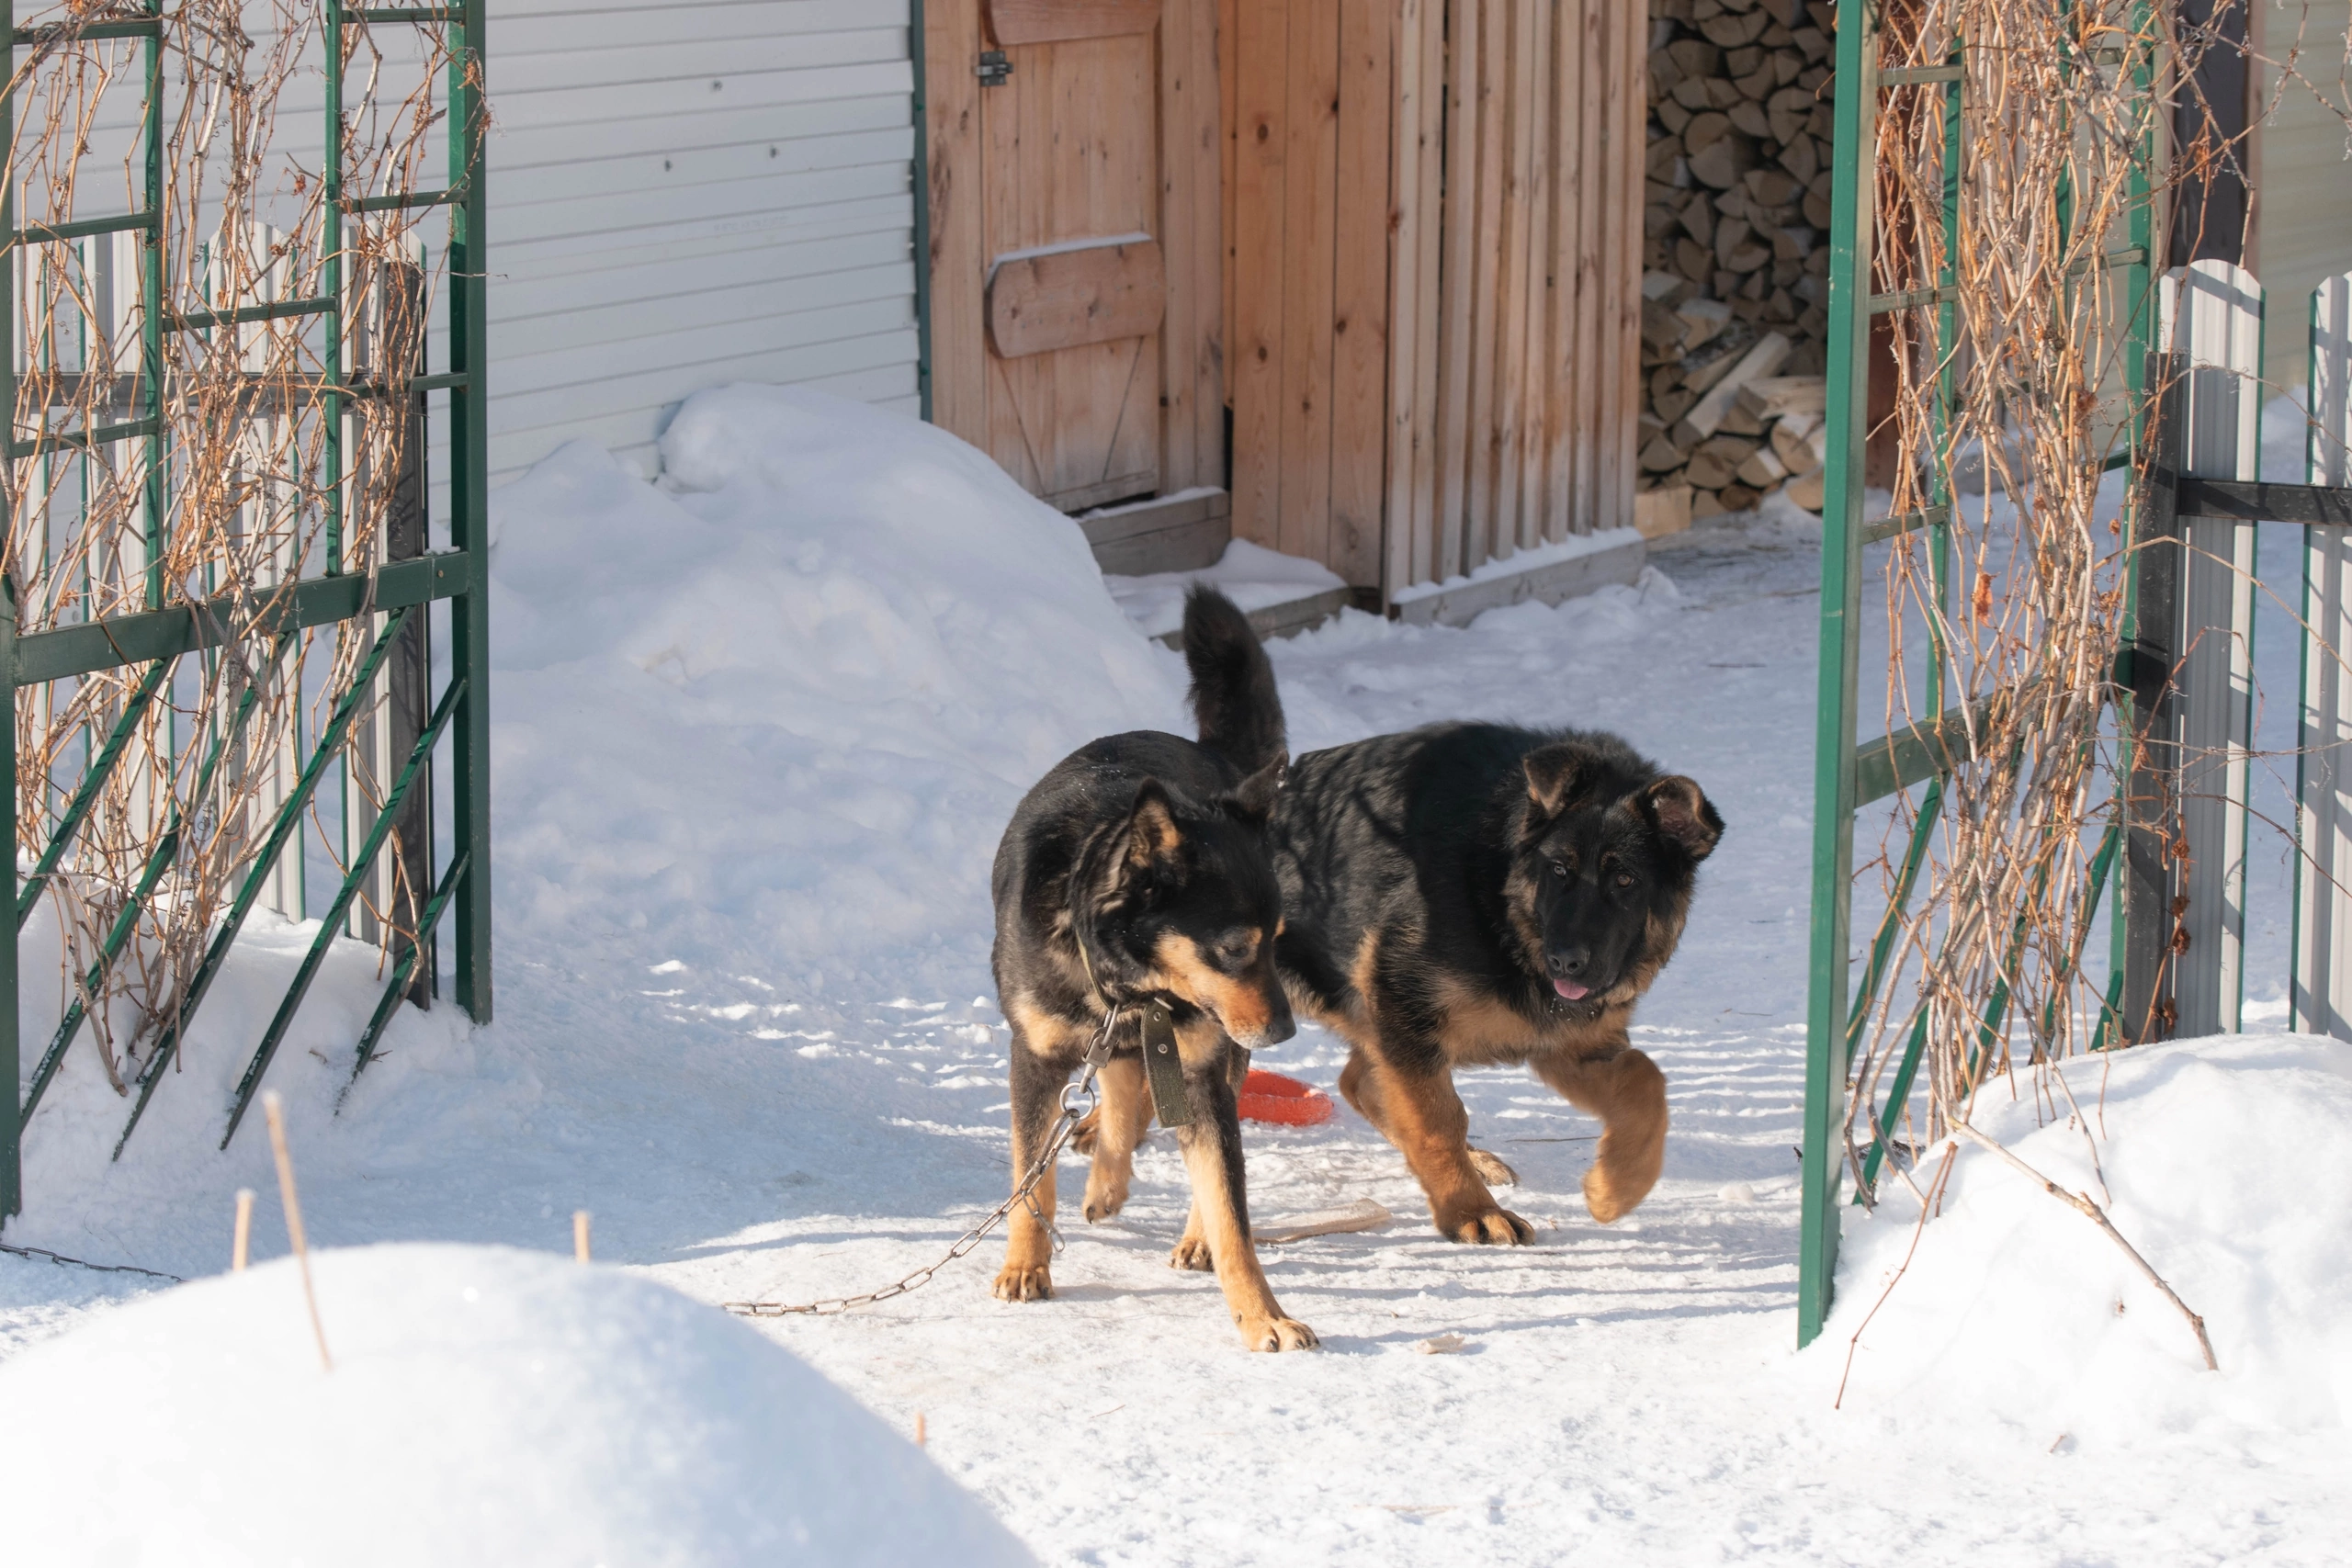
[3,389,2346,1563]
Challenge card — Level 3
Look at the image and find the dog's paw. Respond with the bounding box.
[992,1263,1054,1302]
[1583,1166,1645,1225]
[1236,1314,1320,1352]
[1467,1147,1519,1187]
[1082,1175,1130,1224]
[1169,1236,1216,1272]
[1069,1109,1102,1157]
[1443,1206,1534,1246]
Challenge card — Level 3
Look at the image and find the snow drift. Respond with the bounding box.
[0,1241,1035,1565]
[1825,1034,2352,1438]
[491,385,1185,982]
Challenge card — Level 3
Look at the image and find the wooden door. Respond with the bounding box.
[928,0,1224,513]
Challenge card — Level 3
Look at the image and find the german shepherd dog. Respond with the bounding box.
[1262,724,1721,1242]
[989,587,1317,1351]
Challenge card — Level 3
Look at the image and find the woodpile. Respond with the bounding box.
[1640,0,1833,521]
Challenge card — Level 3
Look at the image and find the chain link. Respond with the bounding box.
[0,1240,183,1283]
[722,1007,1121,1320]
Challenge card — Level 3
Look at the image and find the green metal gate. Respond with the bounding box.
[1800,0,2352,1347]
[0,0,490,1224]
[1796,0,2158,1347]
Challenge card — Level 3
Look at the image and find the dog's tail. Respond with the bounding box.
[1182,584,1286,775]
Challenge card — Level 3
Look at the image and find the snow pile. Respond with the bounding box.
[490,386,1183,977]
[1826,1035,2352,1438]
[0,1242,1035,1565]
[1104,537,1348,639]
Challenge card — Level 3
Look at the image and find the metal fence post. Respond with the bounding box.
[450,0,492,1023]
[1798,0,1880,1349]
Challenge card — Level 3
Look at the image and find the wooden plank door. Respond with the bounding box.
[927,0,1223,513]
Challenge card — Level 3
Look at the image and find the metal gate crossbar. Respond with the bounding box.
[0,0,492,1223]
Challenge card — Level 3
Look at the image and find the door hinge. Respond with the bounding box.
[978,50,1012,86]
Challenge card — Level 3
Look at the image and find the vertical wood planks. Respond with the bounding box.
[2296,270,2352,1037]
[1217,0,1644,600]
[1276,0,1340,570]
[925,0,986,448]
[1229,0,1288,545]
[2161,260,2262,1037]
[1329,0,1390,586]
[1161,0,1225,491]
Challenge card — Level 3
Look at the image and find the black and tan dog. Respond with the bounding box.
[989,586,1316,1351]
[1260,723,1721,1242]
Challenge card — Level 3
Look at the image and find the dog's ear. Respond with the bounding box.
[1220,753,1288,827]
[1522,743,1588,821]
[1123,779,1185,871]
[1640,774,1723,861]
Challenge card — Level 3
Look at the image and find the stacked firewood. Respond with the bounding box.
[1638,0,1833,518]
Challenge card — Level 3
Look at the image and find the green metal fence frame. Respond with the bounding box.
[1797,0,2160,1347]
[0,0,492,1224]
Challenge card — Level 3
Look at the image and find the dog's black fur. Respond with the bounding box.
[987,586,1316,1351]
[1268,723,1722,1242]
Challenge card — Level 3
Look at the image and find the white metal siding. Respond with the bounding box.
[484,0,922,483]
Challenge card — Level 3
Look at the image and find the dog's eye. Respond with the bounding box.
[1614,872,1635,890]
[1549,861,1568,880]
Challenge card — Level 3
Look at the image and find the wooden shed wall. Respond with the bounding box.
[1226,0,1645,599]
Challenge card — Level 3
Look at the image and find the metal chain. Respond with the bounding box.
[723,1006,1122,1320]
[0,1240,183,1283]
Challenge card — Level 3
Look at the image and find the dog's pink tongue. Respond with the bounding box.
[1554,979,1589,1001]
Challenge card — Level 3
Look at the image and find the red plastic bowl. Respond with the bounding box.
[1238,1069,1335,1126]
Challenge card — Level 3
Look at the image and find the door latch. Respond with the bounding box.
[977,50,1011,86]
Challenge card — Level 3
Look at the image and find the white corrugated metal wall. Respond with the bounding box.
[484,0,922,484]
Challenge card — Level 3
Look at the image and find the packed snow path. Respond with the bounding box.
[2,393,2344,1563]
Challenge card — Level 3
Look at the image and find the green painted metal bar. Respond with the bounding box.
[324,0,345,573]
[114,610,417,1158]
[7,209,157,249]
[340,849,469,1106]
[221,677,464,1147]
[351,6,459,18]
[1846,779,1945,1054]
[1799,0,1879,1349]
[19,640,289,1125]
[2037,816,2123,1043]
[1862,504,1950,547]
[8,416,163,459]
[16,659,170,929]
[1881,63,1962,84]
[2108,5,2163,1037]
[1858,1006,1929,1195]
[15,550,471,683]
[450,0,493,1023]
[1870,283,1961,314]
[406,369,469,393]
[1855,693,2002,806]
[141,0,163,612]
[2,0,20,1224]
[13,17,162,42]
[910,0,933,421]
[341,184,467,215]
[175,297,335,332]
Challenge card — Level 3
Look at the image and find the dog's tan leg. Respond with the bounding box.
[1535,1044,1668,1224]
[994,1004,1073,1302]
[1357,1052,1532,1245]
[1081,1055,1153,1222]
[1173,1073,1317,1351]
